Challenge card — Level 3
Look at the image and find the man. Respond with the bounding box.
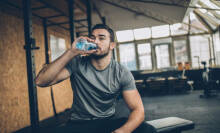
[35,24,155,133]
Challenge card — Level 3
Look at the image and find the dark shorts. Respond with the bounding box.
[52,117,156,133]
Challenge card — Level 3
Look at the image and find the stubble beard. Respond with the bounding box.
[90,45,111,60]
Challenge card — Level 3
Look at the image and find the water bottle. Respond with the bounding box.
[76,38,97,51]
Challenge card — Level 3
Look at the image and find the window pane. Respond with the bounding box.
[137,43,152,70]
[133,28,151,40]
[119,43,137,70]
[173,40,188,64]
[137,43,151,55]
[139,56,152,70]
[189,12,209,33]
[152,25,170,38]
[50,35,66,61]
[200,0,220,9]
[155,44,170,68]
[213,31,220,65]
[170,23,188,35]
[116,30,134,42]
[190,35,210,68]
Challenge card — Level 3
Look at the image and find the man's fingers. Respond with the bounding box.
[85,49,97,54]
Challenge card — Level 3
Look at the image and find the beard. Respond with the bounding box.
[90,45,111,60]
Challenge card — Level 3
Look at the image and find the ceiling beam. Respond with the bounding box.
[195,9,219,27]
[128,0,220,11]
[36,0,87,27]
[75,0,87,13]
[210,0,220,8]
[91,0,105,24]
[0,0,69,30]
[198,1,220,19]
[194,10,214,33]
[101,0,170,24]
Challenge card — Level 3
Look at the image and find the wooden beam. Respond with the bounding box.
[194,10,214,33]
[195,9,219,28]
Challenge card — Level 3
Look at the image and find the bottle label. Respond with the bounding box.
[76,38,97,51]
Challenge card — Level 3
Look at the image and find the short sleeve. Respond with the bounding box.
[120,66,136,91]
[65,56,79,75]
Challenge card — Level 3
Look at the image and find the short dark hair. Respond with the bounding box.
[91,24,115,42]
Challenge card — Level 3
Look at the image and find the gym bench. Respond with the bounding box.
[146,117,195,133]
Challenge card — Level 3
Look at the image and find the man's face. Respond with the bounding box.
[90,29,112,58]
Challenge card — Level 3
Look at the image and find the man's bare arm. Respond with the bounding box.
[35,50,77,87]
[35,37,96,87]
[113,89,145,133]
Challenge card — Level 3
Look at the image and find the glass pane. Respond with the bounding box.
[133,28,151,40]
[155,44,170,68]
[137,43,152,70]
[152,25,170,38]
[190,12,209,33]
[190,35,210,68]
[200,0,220,9]
[170,23,188,35]
[119,43,137,70]
[139,56,152,70]
[137,43,151,55]
[116,30,134,42]
[173,40,188,64]
[50,35,66,61]
[213,31,220,65]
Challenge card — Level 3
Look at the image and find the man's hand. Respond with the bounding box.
[71,36,97,56]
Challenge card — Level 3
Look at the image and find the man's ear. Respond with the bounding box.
[110,42,116,50]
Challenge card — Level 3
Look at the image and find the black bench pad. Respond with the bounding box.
[146,117,195,133]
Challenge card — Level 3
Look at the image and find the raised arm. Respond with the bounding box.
[35,37,96,87]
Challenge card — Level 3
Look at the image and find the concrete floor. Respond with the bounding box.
[115,90,220,133]
[15,90,220,133]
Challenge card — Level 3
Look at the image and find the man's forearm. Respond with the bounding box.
[119,109,145,132]
[35,49,77,86]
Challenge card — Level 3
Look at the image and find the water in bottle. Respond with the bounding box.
[76,38,97,51]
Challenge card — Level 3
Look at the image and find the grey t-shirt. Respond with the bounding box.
[65,56,136,120]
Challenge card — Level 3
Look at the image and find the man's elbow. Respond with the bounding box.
[138,106,145,122]
[35,78,49,87]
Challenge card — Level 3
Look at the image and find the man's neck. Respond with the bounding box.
[91,53,112,70]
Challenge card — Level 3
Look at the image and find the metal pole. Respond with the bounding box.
[43,19,50,64]
[86,0,92,36]
[42,19,57,117]
[68,0,75,44]
[22,0,39,132]
[102,17,106,25]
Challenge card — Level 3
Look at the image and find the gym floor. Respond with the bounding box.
[115,90,220,133]
[15,90,220,133]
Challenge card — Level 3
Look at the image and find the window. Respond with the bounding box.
[213,31,220,65]
[170,23,188,36]
[190,35,210,68]
[189,12,209,33]
[173,40,188,64]
[116,30,134,42]
[137,43,152,70]
[155,44,170,68]
[119,43,137,70]
[50,35,66,61]
[133,28,151,40]
[152,25,170,38]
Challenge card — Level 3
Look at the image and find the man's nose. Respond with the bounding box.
[93,38,99,44]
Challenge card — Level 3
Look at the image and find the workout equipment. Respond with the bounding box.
[200,60,219,98]
[146,117,194,133]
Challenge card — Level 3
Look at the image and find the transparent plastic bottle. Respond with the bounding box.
[76,38,97,51]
